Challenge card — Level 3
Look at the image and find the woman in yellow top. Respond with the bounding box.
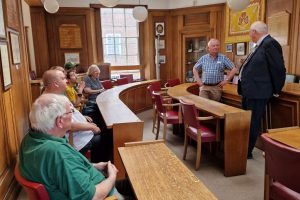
[65,70,85,108]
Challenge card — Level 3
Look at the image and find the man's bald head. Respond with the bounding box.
[250,21,268,43]
[42,70,67,94]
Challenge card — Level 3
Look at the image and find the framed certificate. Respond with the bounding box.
[9,32,21,64]
[0,42,12,90]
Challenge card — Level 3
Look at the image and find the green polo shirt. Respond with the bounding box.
[19,130,113,200]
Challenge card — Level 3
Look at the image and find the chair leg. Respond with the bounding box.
[183,130,188,160]
[195,137,202,170]
[155,117,160,140]
[152,108,157,133]
[163,117,167,140]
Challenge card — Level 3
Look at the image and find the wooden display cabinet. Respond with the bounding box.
[182,33,209,82]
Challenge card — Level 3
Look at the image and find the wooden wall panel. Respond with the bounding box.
[30,7,49,77]
[4,0,20,30]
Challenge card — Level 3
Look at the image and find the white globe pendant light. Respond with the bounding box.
[43,0,59,14]
[227,0,250,11]
[133,6,148,22]
[99,0,120,7]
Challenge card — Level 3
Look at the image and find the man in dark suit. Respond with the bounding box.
[238,21,286,159]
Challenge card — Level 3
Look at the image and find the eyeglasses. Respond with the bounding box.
[62,108,75,116]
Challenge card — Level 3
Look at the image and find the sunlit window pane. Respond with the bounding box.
[101,8,140,66]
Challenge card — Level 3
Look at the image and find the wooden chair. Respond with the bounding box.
[120,74,134,83]
[164,78,180,87]
[180,99,216,170]
[116,77,129,85]
[261,134,300,200]
[101,80,113,89]
[153,92,182,140]
[14,163,50,200]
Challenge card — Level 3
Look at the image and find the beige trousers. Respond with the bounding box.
[199,85,222,102]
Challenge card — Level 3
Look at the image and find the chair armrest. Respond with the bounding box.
[196,116,214,121]
[162,103,181,107]
[161,87,168,91]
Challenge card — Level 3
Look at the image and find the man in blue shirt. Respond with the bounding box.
[193,38,237,101]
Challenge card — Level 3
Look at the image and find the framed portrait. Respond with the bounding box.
[0,43,12,90]
[155,39,165,49]
[64,52,80,63]
[236,43,246,56]
[0,0,5,38]
[9,32,21,64]
[155,22,165,36]
[226,44,233,52]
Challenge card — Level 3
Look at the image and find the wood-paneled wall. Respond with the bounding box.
[0,0,32,199]
[143,4,225,83]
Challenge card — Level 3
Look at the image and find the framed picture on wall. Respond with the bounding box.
[0,43,12,90]
[9,32,21,64]
[64,52,80,63]
[236,42,245,56]
[155,22,165,36]
[226,44,233,52]
[0,0,5,38]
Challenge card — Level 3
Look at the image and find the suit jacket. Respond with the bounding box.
[238,35,286,99]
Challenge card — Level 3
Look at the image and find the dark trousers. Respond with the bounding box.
[242,97,269,156]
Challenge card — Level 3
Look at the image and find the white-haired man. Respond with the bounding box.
[193,38,238,101]
[238,21,286,159]
[42,69,111,162]
[19,94,121,199]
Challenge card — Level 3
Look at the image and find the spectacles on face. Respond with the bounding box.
[62,108,75,116]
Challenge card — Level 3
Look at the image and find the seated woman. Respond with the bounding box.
[65,70,85,109]
[82,65,107,131]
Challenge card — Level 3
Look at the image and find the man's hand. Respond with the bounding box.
[197,80,204,87]
[89,123,101,134]
[107,161,118,179]
[85,116,93,122]
[273,94,279,97]
[93,162,108,171]
[218,80,228,87]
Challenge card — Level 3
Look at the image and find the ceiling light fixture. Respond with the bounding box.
[227,0,250,11]
[43,0,59,14]
[132,0,148,22]
[99,0,120,8]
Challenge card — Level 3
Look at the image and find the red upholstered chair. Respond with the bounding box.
[101,80,113,89]
[180,99,216,170]
[14,164,50,200]
[153,92,182,140]
[261,134,300,200]
[116,77,129,85]
[120,74,134,83]
[165,78,180,87]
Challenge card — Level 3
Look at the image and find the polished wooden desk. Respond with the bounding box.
[168,83,251,177]
[267,127,300,150]
[118,141,217,200]
[96,81,154,178]
[222,83,300,129]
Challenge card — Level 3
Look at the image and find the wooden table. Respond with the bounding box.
[96,81,155,179]
[168,83,251,176]
[118,141,217,200]
[267,127,300,150]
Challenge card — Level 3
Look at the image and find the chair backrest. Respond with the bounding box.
[165,78,180,87]
[150,81,162,91]
[116,77,129,85]
[153,92,166,114]
[180,99,200,129]
[101,80,113,89]
[14,164,50,200]
[120,74,134,83]
[261,134,300,193]
[285,74,296,83]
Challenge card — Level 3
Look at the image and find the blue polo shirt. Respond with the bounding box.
[194,53,234,84]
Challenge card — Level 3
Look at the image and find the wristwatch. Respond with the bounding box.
[77,93,83,97]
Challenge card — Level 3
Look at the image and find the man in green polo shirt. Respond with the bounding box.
[19,93,122,200]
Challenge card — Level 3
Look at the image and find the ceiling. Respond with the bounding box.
[24,0,227,9]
